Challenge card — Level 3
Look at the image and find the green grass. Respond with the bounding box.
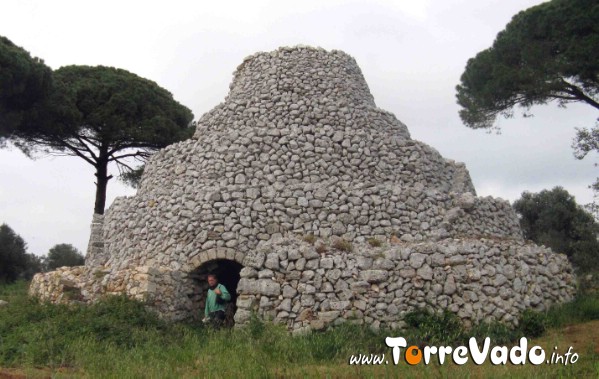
[544,294,599,328]
[1,280,598,377]
[0,281,389,377]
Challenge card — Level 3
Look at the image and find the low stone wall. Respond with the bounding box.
[234,236,575,332]
[29,265,161,305]
[30,235,576,332]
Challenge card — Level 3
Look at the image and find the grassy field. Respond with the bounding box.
[0,280,598,378]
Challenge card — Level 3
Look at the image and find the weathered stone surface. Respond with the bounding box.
[298,308,313,321]
[360,270,389,283]
[458,192,476,211]
[236,296,256,309]
[417,265,433,281]
[444,275,457,295]
[234,310,252,324]
[310,319,326,331]
[244,251,266,269]
[409,253,426,269]
[330,300,351,311]
[318,311,341,323]
[240,267,258,278]
[258,280,281,296]
[264,253,279,270]
[258,269,274,279]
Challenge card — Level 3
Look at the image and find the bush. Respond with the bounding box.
[469,320,519,345]
[2,280,597,375]
[0,287,170,367]
[46,244,85,270]
[518,310,546,338]
[513,187,599,272]
[403,308,465,345]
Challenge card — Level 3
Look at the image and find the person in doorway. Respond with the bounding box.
[203,273,231,328]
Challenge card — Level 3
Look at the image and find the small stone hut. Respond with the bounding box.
[30,46,575,332]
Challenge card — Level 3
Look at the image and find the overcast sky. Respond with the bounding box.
[1,0,597,256]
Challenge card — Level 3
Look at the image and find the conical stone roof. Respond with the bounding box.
[96,46,522,270]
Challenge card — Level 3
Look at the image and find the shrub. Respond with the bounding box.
[519,310,546,338]
[513,187,599,272]
[469,320,519,345]
[403,308,464,345]
[46,244,85,270]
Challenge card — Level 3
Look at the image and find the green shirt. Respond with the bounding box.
[205,283,231,317]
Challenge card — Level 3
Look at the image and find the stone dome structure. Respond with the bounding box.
[31,46,575,331]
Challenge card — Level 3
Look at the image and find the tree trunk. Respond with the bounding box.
[93,150,112,215]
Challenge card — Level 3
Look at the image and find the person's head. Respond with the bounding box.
[207,274,218,287]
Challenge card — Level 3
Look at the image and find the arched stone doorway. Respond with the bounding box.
[188,259,243,326]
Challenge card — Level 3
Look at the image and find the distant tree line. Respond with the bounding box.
[0,223,84,284]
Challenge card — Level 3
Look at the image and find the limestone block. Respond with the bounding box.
[244,251,266,269]
[458,192,476,211]
[258,279,281,296]
[409,253,426,269]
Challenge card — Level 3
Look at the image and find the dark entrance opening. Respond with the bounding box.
[189,259,242,326]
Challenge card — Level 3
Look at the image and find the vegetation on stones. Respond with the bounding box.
[401,292,599,347]
[403,309,465,346]
[315,244,328,254]
[512,186,599,271]
[367,237,382,247]
[93,270,109,279]
[331,238,352,252]
[302,234,316,245]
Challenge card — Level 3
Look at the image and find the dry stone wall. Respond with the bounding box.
[30,46,575,330]
[234,236,574,331]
